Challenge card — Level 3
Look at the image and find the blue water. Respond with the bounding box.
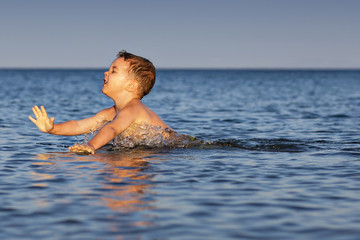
[1,69,360,239]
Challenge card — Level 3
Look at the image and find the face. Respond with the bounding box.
[102,57,131,97]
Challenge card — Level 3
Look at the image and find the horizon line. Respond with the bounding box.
[1,67,360,71]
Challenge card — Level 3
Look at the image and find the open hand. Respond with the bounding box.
[29,105,55,133]
[69,144,95,155]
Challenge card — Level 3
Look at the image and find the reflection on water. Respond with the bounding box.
[31,149,164,238]
[34,149,158,212]
[96,151,155,213]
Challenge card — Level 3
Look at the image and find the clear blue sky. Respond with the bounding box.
[1,0,359,69]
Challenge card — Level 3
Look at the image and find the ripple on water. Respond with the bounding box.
[1,69,360,239]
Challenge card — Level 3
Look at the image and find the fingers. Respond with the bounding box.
[32,106,40,119]
[50,117,55,125]
[69,144,95,155]
[29,116,36,124]
[41,105,48,118]
[31,105,50,120]
[30,105,47,121]
[35,105,42,118]
[68,144,79,151]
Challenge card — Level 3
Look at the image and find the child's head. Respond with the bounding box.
[117,50,156,99]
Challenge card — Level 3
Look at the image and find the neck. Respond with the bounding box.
[113,95,140,111]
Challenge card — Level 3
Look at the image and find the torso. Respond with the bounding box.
[113,121,177,148]
[95,101,175,148]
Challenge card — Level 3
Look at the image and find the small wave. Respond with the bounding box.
[201,138,321,152]
[327,114,351,118]
[108,135,324,153]
[82,123,352,153]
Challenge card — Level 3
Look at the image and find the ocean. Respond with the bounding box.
[1,69,360,239]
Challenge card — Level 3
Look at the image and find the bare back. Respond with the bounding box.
[133,101,172,130]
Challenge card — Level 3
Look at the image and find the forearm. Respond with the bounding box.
[88,125,118,150]
[49,120,88,136]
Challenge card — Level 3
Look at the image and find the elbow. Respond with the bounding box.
[108,125,118,139]
[89,125,118,150]
[102,124,119,140]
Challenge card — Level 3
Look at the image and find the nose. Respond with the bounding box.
[104,71,109,77]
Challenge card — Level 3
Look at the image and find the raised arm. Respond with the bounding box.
[69,105,136,154]
[29,105,115,136]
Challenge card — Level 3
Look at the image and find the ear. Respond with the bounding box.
[125,80,139,93]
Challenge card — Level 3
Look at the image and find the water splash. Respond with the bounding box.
[81,122,348,153]
[112,122,198,149]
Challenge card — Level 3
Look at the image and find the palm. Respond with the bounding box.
[29,106,54,133]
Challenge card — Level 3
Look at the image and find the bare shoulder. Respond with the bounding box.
[110,99,172,132]
[128,100,171,129]
[95,105,116,121]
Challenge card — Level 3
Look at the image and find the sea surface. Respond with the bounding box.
[1,69,360,239]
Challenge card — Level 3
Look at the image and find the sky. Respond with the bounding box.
[1,0,360,69]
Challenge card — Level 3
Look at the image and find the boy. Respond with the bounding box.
[29,50,173,154]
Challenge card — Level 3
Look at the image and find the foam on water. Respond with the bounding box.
[84,121,199,150]
[113,122,196,149]
[83,121,357,153]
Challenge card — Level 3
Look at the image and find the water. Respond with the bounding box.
[1,69,360,239]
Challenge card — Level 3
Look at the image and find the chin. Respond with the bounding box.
[102,88,108,95]
[102,89,112,98]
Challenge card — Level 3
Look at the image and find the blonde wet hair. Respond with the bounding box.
[117,50,156,99]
